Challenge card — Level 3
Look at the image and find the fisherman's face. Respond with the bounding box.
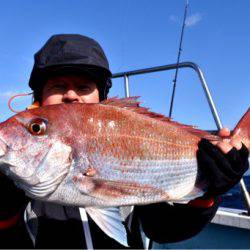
[41,74,100,106]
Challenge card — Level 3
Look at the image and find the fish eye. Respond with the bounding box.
[28,118,47,136]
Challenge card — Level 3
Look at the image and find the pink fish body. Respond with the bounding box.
[0,98,249,207]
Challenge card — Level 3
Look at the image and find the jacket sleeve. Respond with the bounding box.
[133,199,219,243]
[0,174,32,248]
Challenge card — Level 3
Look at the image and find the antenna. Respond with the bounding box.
[168,0,189,118]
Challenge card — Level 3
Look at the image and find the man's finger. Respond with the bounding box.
[230,138,243,150]
[218,128,230,138]
[216,141,233,154]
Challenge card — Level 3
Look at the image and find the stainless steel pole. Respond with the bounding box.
[124,75,130,97]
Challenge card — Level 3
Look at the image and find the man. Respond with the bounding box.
[0,34,248,249]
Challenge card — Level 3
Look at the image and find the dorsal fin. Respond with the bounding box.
[101,97,219,140]
[101,96,141,108]
[101,97,171,121]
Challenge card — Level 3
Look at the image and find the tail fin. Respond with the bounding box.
[232,108,250,150]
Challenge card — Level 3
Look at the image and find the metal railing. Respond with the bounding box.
[112,61,250,214]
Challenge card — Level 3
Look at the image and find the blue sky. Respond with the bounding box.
[0,0,249,130]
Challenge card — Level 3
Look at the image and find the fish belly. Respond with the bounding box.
[65,153,205,207]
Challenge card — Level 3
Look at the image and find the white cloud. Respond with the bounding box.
[169,13,202,27]
[185,13,202,27]
[0,91,31,100]
[0,91,16,99]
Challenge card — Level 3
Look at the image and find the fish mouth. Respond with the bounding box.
[0,138,7,158]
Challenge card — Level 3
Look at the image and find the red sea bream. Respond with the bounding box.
[0,97,249,207]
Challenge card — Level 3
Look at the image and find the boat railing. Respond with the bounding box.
[112,61,250,214]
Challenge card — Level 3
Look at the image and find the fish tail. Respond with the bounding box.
[232,108,250,150]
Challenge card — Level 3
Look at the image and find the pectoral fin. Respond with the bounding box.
[85,206,128,247]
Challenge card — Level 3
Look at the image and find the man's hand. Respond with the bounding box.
[213,128,244,152]
[197,128,249,197]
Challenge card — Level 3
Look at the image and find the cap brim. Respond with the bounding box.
[29,64,111,90]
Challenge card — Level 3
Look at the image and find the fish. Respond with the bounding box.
[0,97,249,207]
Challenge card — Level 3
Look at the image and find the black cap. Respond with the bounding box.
[29,34,112,100]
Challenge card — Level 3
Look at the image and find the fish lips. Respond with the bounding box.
[0,138,7,158]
